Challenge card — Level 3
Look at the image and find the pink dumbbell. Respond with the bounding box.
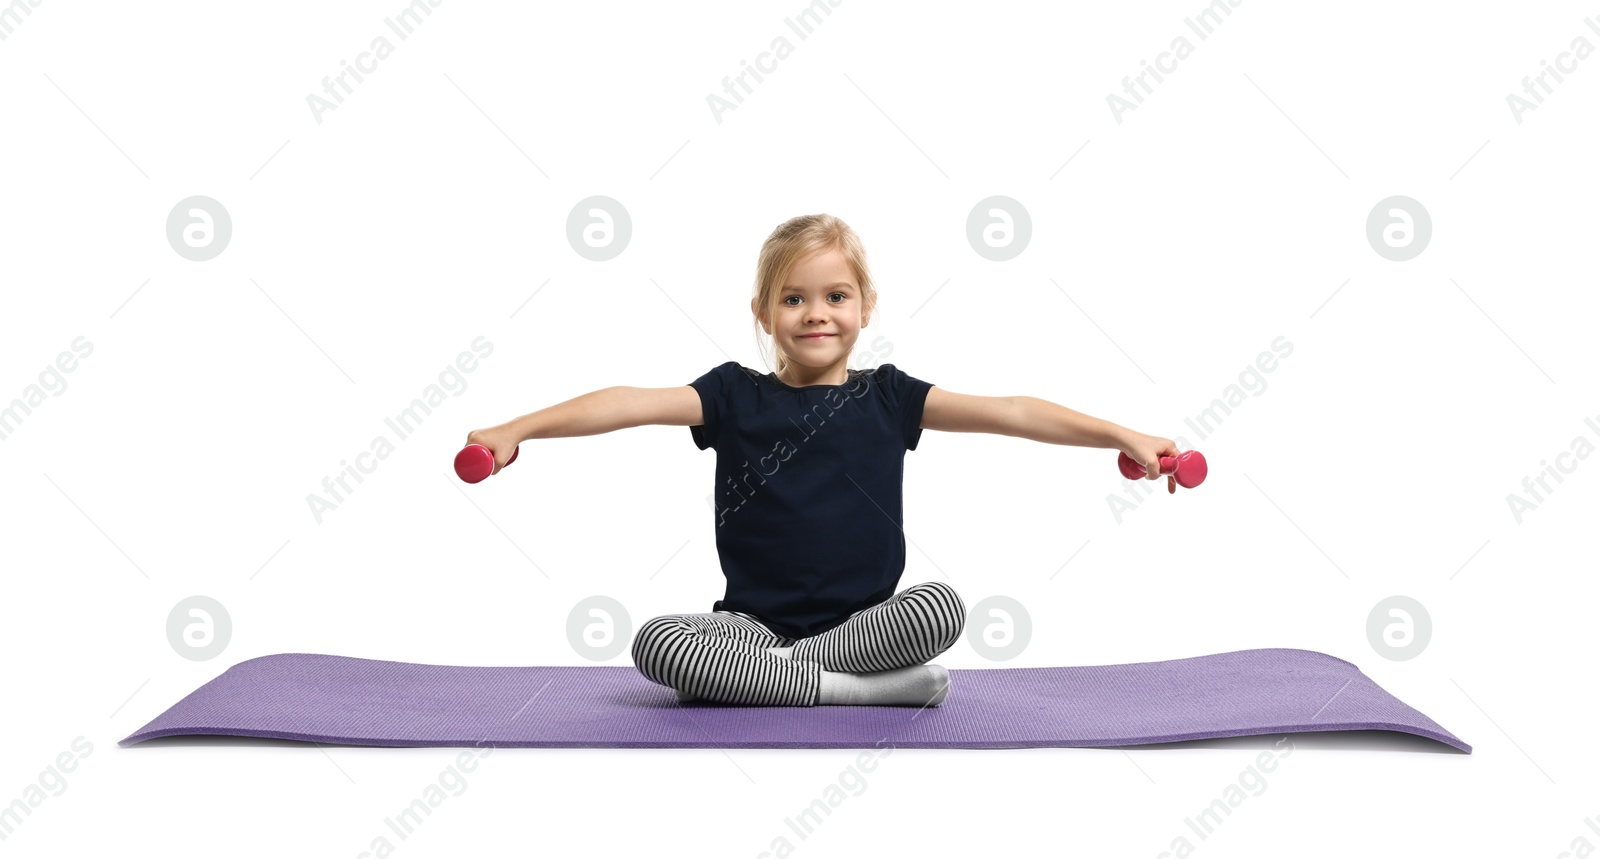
[1117,449,1207,489]
[455,444,519,484]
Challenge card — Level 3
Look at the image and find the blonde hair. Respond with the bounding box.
[749,214,878,379]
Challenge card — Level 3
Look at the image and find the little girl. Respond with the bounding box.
[465,213,1181,708]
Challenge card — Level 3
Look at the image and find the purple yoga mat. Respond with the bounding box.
[118,647,1470,752]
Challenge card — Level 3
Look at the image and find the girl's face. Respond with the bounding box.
[760,247,870,376]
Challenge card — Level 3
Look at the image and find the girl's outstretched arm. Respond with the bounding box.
[921,387,1180,490]
[464,385,702,474]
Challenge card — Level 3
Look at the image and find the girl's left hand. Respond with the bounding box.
[1117,429,1180,494]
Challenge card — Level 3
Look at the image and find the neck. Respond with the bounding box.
[779,364,849,386]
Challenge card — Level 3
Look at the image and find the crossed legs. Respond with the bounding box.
[631,582,965,707]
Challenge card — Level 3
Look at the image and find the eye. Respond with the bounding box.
[782,293,849,306]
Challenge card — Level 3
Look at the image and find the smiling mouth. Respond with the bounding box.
[799,334,834,339]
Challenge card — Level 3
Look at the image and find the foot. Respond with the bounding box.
[926,664,951,706]
[818,663,952,707]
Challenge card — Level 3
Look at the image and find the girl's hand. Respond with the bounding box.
[1116,429,1180,495]
[464,424,523,476]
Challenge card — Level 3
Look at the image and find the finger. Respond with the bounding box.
[1168,475,1176,494]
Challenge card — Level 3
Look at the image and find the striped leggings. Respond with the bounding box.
[631,581,965,706]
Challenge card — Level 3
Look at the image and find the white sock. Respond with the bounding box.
[817,664,950,707]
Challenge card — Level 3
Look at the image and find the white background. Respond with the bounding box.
[3,0,1597,856]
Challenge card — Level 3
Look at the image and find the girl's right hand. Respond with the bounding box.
[464,424,523,475]
[1115,428,1180,494]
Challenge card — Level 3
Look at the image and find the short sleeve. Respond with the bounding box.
[687,361,740,450]
[877,364,934,451]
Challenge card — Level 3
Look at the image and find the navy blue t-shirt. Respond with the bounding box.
[687,361,935,639]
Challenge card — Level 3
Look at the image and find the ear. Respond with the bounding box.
[751,297,771,334]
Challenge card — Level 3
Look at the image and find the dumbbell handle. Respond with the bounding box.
[1117,449,1207,489]
[455,443,519,484]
